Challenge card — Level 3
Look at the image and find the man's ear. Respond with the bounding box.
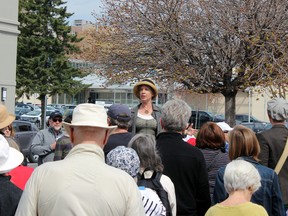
[107,117,111,126]
[70,127,74,145]
[102,129,110,146]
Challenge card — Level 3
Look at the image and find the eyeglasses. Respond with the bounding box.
[52,118,62,123]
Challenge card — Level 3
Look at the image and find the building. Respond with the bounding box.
[52,73,168,108]
[0,0,19,111]
[70,19,95,36]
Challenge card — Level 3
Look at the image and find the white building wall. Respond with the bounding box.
[0,0,19,112]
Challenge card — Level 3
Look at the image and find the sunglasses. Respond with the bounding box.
[52,118,63,123]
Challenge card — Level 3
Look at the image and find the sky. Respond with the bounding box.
[65,0,104,24]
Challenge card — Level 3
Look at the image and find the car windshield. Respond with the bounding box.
[25,110,41,116]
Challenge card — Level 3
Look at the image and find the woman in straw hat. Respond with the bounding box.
[130,78,161,137]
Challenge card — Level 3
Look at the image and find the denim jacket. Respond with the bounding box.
[213,156,285,216]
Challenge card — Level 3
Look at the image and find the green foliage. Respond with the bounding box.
[17,0,87,100]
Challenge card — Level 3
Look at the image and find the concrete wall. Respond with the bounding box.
[0,0,19,113]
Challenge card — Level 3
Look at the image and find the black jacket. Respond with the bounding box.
[156,132,211,216]
[0,175,22,216]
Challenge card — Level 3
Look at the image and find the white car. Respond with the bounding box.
[20,110,51,128]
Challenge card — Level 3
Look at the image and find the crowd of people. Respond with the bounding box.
[1,78,288,216]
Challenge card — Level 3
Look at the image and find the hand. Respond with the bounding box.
[185,124,198,136]
[50,142,57,150]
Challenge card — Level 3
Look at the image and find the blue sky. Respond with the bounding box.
[65,0,104,24]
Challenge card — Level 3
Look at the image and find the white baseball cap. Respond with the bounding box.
[216,122,233,132]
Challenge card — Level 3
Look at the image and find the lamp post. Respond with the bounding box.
[244,87,252,123]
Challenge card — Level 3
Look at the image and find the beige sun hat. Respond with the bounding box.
[63,103,117,133]
[133,78,158,99]
[0,134,24,174]
[0,105,15,129]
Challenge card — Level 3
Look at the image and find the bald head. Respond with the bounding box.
[69,126,110,148]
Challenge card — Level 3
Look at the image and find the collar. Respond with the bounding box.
[66,144,105,161]
[271,124,288,129]
[136,103,161,112]
[236,156,259,165]
[157,131,183,139]
[48,126,63,135]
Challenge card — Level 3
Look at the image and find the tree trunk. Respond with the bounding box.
[39,94,46,129]
[223,91,237,127]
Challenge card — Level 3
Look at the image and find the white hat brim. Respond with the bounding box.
[0,147,24,174]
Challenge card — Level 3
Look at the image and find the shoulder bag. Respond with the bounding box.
[274,137,288,174]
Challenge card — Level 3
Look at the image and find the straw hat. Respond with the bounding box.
[0,134,24,174]
[133,78,158,99]
[0,105,15,129]
[63,103,117,134]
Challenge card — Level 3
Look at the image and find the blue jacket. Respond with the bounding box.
[213,156,285,216]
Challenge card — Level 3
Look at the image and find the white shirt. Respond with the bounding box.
[16,144,145,216]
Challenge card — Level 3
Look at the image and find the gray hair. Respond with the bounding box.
[128,133,163,172]
[224,160,261,194]
[161,99,191,132]
[109,117,131,129]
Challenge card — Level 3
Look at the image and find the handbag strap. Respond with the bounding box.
[274,137,288,174]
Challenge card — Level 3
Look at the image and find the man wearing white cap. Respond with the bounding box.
[16,103,145,216]
[257,97,288,211]
[0,134,24,216]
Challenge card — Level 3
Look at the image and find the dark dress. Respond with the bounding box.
[104,132,132,157]
[0,175,22,216]
[156,132,211,216]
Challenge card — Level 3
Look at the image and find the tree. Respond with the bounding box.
[81,0,288,126]
[17,0,88,128]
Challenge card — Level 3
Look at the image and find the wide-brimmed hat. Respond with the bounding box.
[0,134,23,174]
[106,146,140,178]
[133,78,158,99]
[0,105,15,129]
[267,98,288,121]
[63,103,117,132]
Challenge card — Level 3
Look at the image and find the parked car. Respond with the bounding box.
[239,122,269,133]
[235,114,265,123]
[20,110,52,128]
[13,120,39,163]
[235,114,269,133]
[15,107,32,120]
[189,110,225,129]
[15,103,37,111]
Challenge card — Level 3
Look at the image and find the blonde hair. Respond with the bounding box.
[228,125,260,161]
